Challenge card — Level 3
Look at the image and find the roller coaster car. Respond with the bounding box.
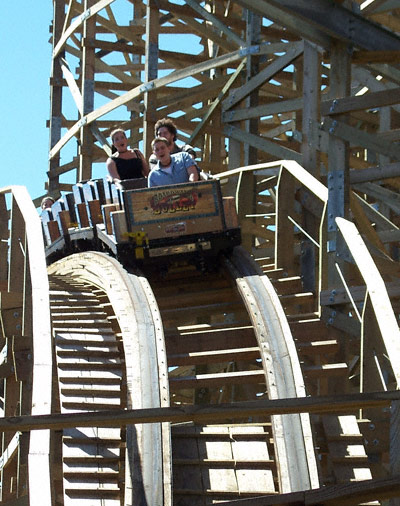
[42,177,241,268]
[105,178,241,267]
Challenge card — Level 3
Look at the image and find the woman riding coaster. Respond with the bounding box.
[106,128,149,182]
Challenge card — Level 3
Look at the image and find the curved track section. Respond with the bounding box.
[47,252,170,506]
[225,247,320,492]
[142,246,319,502]
[43,247,318,504]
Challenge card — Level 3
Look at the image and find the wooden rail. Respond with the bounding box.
[0,186,52,505]
[47,252,171,505]
[3,148,400,503]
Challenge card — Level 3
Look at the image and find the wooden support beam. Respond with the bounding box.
[322,117,400,161]
[337,217,400,389]
[0,391,398,432]
[326,39,351,287]
[143,0,159,158]
[237,0,400,51]
[222,42,304,112]
[321,87,400,116]
[79,0,96,182]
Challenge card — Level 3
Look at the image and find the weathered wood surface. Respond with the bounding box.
[48,252,171,505]
[45,0,400,207]
[0,186,52,505]
[0,390,398,432]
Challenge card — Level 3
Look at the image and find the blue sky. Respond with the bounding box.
[0,3,53,200]
[0,3,205,202]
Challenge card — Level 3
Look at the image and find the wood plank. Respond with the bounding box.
[156,287,240,310]
[321,278,400,306]
[321,86,400,116]
[297,339,339,357]
[303,363,348,378]
[336,218,400,389]
[323,415,373,483]
[165,326,256,354]
[169,369,265,391]
[168,347,260,366]
[222,42,304,111]
[0,390,399,432]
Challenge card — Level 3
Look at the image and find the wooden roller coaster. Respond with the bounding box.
[2,0,400,504]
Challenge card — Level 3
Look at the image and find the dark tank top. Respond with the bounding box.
[112,151,143,180]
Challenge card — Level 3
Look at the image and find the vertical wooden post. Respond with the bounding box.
[327,40,351,287]
[48,0,65,194]
[0,194,8,290]
[143,0,159,159]
[2,197,24,501]
[79,0,96,182]
[275,169,295,273]
[208,1,223,169]
[390,400,400,506]
[301,41,321,295]
[237,10,261,251]
[302,41,320,178]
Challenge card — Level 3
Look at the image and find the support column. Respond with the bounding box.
[237,10,261,252]
[301,41,321,294]
[390,400,400,506]
[48,0,65,196]
[79,0,96,182]
[327,40,351,287]
[143,0,159,159]
[302,41,320,178]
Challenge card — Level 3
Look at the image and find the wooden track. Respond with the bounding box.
[3,158,400,504]
[48,252,171,505]
[44,246,319,504]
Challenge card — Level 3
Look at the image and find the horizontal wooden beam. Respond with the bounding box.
[321,87,400,116]
[218,474,400,505]
[242,0,400,51]
[0,390,399,432]
[321,279,400,306]
[322,117,400,160]
[223,97,303,123]
[352,49,400,64]
[350,162,400,184]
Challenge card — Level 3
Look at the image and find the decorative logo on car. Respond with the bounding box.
[150,190,198,214]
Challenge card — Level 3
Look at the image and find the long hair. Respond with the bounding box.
[110,128,126,154]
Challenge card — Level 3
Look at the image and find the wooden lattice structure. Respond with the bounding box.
[46,0,400,268]
[2,0,400,504]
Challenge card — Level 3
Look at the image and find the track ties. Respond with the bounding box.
[50,275,123,505]
[146,264,281,502]
[171,424,276,501]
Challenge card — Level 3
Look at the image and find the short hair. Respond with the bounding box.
[154,118,177,141]
[151,136,169,150]
[41,196,55,210]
